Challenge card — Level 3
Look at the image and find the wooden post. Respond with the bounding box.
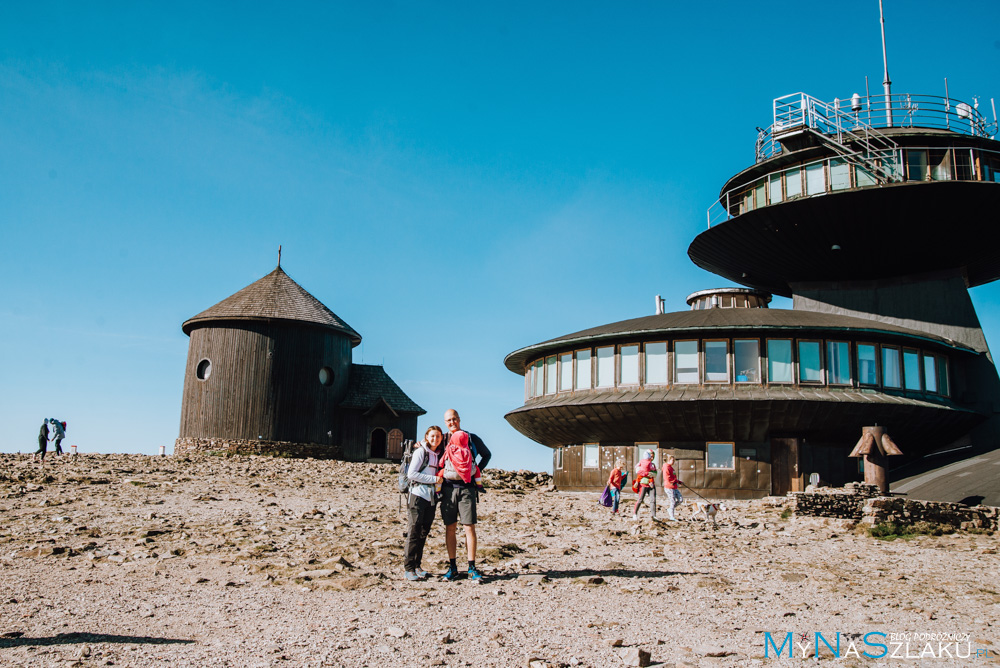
[862,425,888,493]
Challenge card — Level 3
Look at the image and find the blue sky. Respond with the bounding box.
[2,2,999,472]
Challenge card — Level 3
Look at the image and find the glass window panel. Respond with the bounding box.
[830,158,850,190]
[903,350,922,390]
[545,356,557,394]
[882,347,901,388]
[767,339,793,383]
[675,340,699,384]
[805,163,826,195]
[754,181,766,209]
[769,174,783,204]
[955,149,973,181]
[929,149,952,181]
[906,149,927,181]
[785,168,802,198]
[705,341,729,382]
[620,345,639,385]
[559,353,573,392]
[584,443,599,468]
[938,358,950,396]
[855,165,877,187]
[857,344,878,385]
[645,342,668,385]
[532,360,544,397]
[924,355,938,393]
[596,347,615,388]
[798,341,822,382]
[734,339,759,382]
[827,341,851,384]
[575,350,591,390]
[706,443,734,469]
[555,447,563,469]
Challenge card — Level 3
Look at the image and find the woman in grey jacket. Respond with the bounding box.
[403,426,443,581]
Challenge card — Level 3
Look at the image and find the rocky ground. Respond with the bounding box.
[0,453,998,667]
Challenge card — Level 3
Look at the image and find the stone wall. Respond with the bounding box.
[861,497,999,531]
[174,437,343,460]
[790,482,882,520]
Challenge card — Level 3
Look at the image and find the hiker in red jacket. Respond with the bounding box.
[661,454,683,521]
[607,459,624,515]
[632,449,658,521]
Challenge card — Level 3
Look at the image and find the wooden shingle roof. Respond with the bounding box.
[182,266,361,344]
[340,364,426,415]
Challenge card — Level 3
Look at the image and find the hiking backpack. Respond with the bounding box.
[397,439,418,494]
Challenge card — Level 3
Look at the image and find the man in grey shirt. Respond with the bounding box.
[440,409,491,581]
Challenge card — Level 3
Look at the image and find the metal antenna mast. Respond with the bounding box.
[879,0,893,127]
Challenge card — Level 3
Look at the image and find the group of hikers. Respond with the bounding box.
[605,449,684,521]
[33,418,68,466]
[402,408,491,583]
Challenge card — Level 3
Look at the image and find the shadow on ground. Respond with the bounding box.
[0,632,196,649]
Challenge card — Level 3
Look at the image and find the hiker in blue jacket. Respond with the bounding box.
[403,425,444,581]
[440,409,491,581]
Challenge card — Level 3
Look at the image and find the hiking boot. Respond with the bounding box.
[415,568,430,579]
[467,566,483,582]
[441,566,461,581]
[404,570,421,581]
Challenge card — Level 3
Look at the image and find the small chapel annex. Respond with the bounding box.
[174,263,424,461]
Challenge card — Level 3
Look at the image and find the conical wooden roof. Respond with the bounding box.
[182,266,361,345]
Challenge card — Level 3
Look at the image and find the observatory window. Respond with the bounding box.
[805,163,826,195]
[829,159,851,190]
[532,359,544,397]
[596,347,615,388]
[575,349,592,390]
[753,181,766,210]
[196,358,212,381]
[785,167,802,199]
[906,150,928,181]
[797,341,823,383]
[826,341,851,385]
[929,149,952,181]
[555,447,563,470]
[706,442,735,470]
[857,344,878,386]
[855,165,877,187]
[318,366,335,387]
[734,339,759,383]
[583,443,600,469]
[645,342,668,385]
[903,349,922,391]
[955,149,973,181]
[767,339,793,383]
[559,353,573,392]
[704,340,729,383]
[882,346,902,388]
[619,345,640,385]
[674,340,699,384]
[768,174,783,204]
[937,357,950,396]
[545,356,557,395]
[923,355,938,393]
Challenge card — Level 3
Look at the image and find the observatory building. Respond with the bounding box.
[175,264,424,460]
[505,88,1000,497]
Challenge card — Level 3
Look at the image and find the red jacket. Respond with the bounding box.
[608,467,623,490]
[662,463,678,490]
[635,459,656,488]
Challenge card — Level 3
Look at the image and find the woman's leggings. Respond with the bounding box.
[634,485,656,516]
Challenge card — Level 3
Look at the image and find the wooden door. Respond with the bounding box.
[770,438,800,495]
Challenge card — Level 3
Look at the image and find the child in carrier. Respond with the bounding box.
[436,430,483,494]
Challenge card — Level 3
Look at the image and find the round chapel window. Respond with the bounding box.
[196,359,212,381]
[319,367,335,386]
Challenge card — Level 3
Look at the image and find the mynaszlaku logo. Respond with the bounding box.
[763,631,991,660]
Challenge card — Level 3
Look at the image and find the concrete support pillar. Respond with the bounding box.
[862,425,888,493]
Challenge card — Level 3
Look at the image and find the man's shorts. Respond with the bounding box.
[439,483,477,526]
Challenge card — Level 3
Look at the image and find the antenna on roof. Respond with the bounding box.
[277,244,282,268]
[879,0,893,127]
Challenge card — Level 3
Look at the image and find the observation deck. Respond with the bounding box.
[690,92,1000,296]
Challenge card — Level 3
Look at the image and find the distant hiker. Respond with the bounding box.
[33,419,49,466]
[632,449,657,521]
[440,408,491,582]
[49,419,66,455]
[662,454,682,521]
[607,459,625,515]
[403,426,444,581]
